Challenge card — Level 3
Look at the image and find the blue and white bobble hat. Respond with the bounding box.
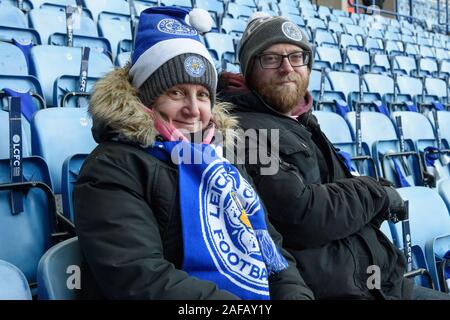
[129,6,217,107]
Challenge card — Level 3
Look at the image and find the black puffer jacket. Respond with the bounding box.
[73,67,315,300]
[218,84,414,300]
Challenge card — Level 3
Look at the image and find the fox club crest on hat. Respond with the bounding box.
[129,6,217,106]
[238,13,313,81]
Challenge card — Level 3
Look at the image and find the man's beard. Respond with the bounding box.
[253,73,309,114]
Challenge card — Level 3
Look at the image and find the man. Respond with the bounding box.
[217,13,450,299]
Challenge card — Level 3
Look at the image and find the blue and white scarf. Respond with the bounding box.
[147,141,288,300]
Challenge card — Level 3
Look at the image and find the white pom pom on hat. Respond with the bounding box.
[188,8,213,33]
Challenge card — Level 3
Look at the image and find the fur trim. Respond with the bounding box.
[89,66,238,147]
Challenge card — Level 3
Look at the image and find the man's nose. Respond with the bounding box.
[279,56,294,73]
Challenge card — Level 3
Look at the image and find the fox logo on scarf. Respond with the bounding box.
[147,141,288,299]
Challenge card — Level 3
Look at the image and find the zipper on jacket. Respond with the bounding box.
[279,159,304,184]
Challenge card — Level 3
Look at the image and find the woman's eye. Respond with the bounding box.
[168,90,183,98]
[198,91,210,100]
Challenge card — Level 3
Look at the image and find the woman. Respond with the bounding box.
[74,6,313,300]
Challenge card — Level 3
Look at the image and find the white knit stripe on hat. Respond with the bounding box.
[130,38,217,88]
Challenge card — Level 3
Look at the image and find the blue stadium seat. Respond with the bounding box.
[29,45,113,106]
[425,78,448,102]
[115,51,131,67]
[0,260,32,300]
[31,108,97,194]
[0,110,32,158]
[392,111,449,184]
[313,110,353,144]
[29,8,99,45]
[363,73,394,99]
[313,29,337,47]
[396,187,450,292]
[98,18,132,61]
[221,17,247,37]
[234,0,256,8]
[37,237,103,299]
[195,0,224,23]
[428,111,450,145]
[83,0,130,22]
[0,3,28,28]
[327,70,360,103]
[279,4,300,16]
[226,2,254,20]
[345,111,422,185]
[0,41,29,75]
[29,0,76,8]
[204,33,236,64]
[0,156,54,286]
[161,0,192,9]
[394,56,418,76]
[438,179,450,213]
[61,153,87,222]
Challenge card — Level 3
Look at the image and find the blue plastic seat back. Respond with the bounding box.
[84,0,130,22]
[316,47,342,67]
[0,260,32,300]
[204,33,235,63]
[195,0,224,16]
[0,110,32,158]
[0,156,53,284]
[53,75,100,108]
[0,3,28,28]
[234,0,257,8]
[161,0,193,9]
[30,45,113,106]
[31,108,97,193]
[438,179,450,214]
[61,153,88,222]
[30,0,76,8]
[420,45,435,58]
[347,50,369,69]
[285,13,305,26]
[314,29,337,47]
[420,58,438,74]
[395,187,450,250]
[0,42,28,75]
[391,111,435,145]
[425,78,447,98]
[327,21,343,34]
[226,3,254,20]
[115,51,131,67]
[428,111,450,145]
[306,17,327,30]
[345,111,398,150]
[394,56,417,76]
[308,69,331,92]
[373,54,391,71]
[396,75,423,97]
[221,17,247,36]
[313,111,353,144]
[29,8,98,45]
[395,187,450,290]
[37,237,103,300]
[327,71,360,102]
[363,73,394,97]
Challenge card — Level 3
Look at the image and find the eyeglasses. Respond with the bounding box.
[257,51,311,69]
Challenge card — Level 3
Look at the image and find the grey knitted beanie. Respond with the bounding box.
[139,53,217,107]
[239,14,313,81]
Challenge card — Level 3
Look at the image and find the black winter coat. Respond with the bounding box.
[219,88,414,300]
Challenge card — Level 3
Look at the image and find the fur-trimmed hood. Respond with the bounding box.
[89,66,238,147]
